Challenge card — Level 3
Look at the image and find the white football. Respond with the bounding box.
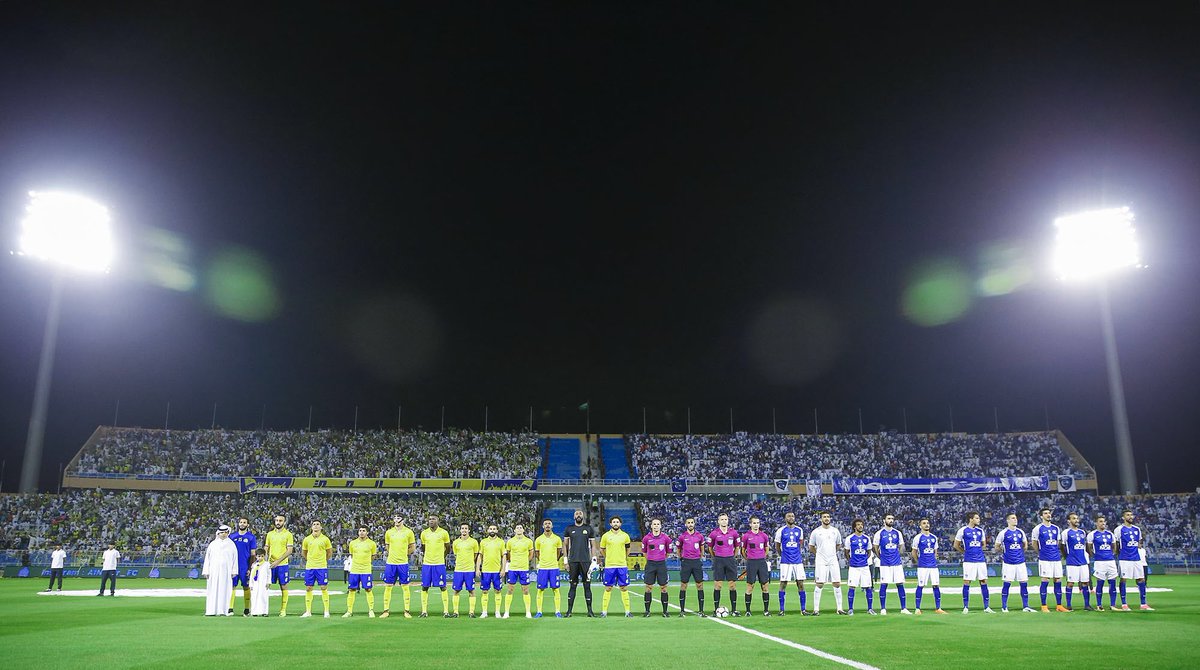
[715,606,730,618]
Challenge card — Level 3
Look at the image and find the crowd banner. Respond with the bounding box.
[240,477,538,493]
[832,476,1049,495]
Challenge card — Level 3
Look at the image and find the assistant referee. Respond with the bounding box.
[562,509,596,617]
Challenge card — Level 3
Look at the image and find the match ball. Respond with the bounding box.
[715,606,730,618]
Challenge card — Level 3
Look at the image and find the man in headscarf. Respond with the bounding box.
[203,524,238,616]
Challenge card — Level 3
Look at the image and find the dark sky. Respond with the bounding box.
[2,3,1198,493]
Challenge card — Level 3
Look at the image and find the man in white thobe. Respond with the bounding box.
[203,525,238,616]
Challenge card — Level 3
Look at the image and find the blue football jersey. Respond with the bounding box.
[1033,523,1062,561]
[846,534,872,568]
[1063,528,1088,566]
[1117,525,1142,561]
[1088,530,1115,561]
[774,525,805,564]
[998,527,1026,565]
[956,526,986,563]
[912,532,939,568]
[873,528,904,566]
[229,531,257,568]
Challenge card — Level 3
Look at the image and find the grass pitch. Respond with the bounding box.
[3,576,1198,669]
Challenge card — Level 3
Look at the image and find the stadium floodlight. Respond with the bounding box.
[16,190,114,494]
[1052,205,1140,495]
[18,191,115,272]
[1052,206,1139,281]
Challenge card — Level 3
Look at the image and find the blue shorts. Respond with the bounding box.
[537,568,560,589]
[271,565,290,585]
[603,567,629,588]
[421,564,447,588]
[348,573,373,590]
[232,567,250,588]
[304,569,329,587]
[507,570,530,585]
[480,572,502,590]
[383,563,411,585]
[452,571,475,592]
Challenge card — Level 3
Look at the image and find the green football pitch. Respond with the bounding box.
[3,576,1197,669]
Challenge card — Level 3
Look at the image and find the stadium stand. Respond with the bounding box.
[70,427,542,479]
[628,431,1089,481]
[598,436,632,479]
[544,437,582,480]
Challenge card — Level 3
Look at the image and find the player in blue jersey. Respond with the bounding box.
[995,514,1033,612]
[910,518,944,614]
[843,519,874,615]
[1031,508,1067,612]
[1086,515,1118,610]
[873,514,909,615]
[773,511,807,616]
[1116,509,1153,611]
[229,517,257,616]
[954,512,992,613]
[1061,512,1092,611]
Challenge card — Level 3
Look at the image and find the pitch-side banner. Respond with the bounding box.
[832,476,1049,495]
[240,477,538,493]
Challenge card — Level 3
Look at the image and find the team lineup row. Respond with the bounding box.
[186,507,1154,619]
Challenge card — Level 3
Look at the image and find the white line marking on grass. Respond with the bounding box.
[38,588,345,597]
[628,587,881,670]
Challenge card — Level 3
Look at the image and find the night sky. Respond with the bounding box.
[2,4,1198,493]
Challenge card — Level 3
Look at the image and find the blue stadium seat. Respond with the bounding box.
[599,437,630,479]
[546,438,581,479]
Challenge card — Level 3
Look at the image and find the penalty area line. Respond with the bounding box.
[627,587,881,670]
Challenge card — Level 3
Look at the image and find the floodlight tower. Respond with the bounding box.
[1052,206,1140,495]
[15,191,114,493]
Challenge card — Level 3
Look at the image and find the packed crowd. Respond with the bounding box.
[636,492,1200,562]
[0,490,536,560]
[71,427,543,479]
[629,431,1089,481]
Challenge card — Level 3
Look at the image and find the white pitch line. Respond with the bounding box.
[628,587,881,670]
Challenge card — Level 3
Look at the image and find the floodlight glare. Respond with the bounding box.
[1052,206,1138,281]
[18,191,114,272]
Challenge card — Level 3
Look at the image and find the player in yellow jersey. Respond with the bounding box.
[380,514,416,619]
[264,515,295,616]
[599,515,632,617]
[300,521,333,618]
[343,527,378,618]
[477,524,506,618]
[534,519,565,618]
[419,514,452,618]
[504,524,535,618]
[451,524,481,618]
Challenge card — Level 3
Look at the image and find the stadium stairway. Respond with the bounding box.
[598,436,631,479]
[545,437,583,479]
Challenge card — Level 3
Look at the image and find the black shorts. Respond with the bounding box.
[568,561,591,583]
[713,555,738,581]
[745,558,770,584]
[643,560,668,586]
[680,558,704,583]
